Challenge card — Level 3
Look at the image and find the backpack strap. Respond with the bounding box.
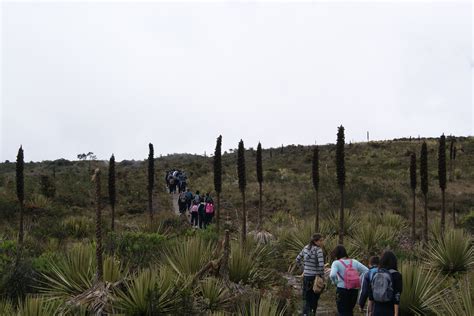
[337,260,346,280]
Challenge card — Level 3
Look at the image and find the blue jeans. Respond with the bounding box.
[302,275,321,315]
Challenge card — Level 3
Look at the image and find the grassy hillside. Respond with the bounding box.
[0,136,472,314]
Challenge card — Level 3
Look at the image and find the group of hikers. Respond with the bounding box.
[178,189,215,229]
[165,169,187,193]
[165,170,215,229]
[296,234,402,316]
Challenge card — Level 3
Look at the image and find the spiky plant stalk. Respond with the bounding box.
[92,169,103,281]
[336,126,345,245]
[420,141,429,244]
[410,152,417,242]
[108,154,116,231]
[449,137,455,182]
[237,140,247,245]
[16,146,25,247]
[214,135,222,232]
[256,142,263,230]
[438,134,447,234]
[312,146,320,232]
[147,143,154,222]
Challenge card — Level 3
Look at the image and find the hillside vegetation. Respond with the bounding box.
[0,136,472,315]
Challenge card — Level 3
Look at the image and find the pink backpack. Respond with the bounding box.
[205,203,214,214]
[338,259,361,289]
[190,204,198,213]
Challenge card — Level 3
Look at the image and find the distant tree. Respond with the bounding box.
[420,141,429,243]
[92,169,103,281]
[214,135,222,231]
[312,146,320,232]
[16,146,25,247]
[147,143,155,222]
[336,126,346,244]
[410,152,417,242]
[237,140,247,244]
[256,142,263,230]
[108,154,116,231]
[77,152,97,174]
[438,134,447,234]
[449,137,455,182]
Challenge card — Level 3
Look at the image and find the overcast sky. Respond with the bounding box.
[1,1,472,162]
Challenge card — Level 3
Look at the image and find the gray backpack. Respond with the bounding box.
[371,269,396,302]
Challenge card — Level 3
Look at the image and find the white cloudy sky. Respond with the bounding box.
[1,0,472,161]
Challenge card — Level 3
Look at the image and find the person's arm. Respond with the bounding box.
[295,249,304,267]
[368,300,374,316]
[356,260,369,274]
[329,261,339,284]
[358,272,369,309]
[316,248,325,276]
[393,272,402,316]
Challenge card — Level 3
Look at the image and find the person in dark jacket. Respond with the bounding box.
[197,200,206,229]
[368,251,402,316]
[178,191,187,214]
[295,234,325,316]
[185,189,194,210]
[359,256,379,315]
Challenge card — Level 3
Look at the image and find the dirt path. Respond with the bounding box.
[282,273,341,315]
[171,192,180,215]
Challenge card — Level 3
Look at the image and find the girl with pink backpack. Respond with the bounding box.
[329,245,368,316]
[204,201,214,228]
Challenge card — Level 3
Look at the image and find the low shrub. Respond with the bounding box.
[61,216,94,239]
[424,229,474,275]
[107,232,167,268]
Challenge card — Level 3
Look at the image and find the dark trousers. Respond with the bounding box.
[191,212,198,226]
[178,201,187,213]
[302,275,321,316]
[204,213,214,227]
[198,210,205,228]
[336,287,359,316]
[373,302,395,316]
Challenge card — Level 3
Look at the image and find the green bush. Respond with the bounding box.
[0,258,37,301]
[0,238,16,274]
[39,243,125,299]
[237,294,287,316]
[61,216,94,239]
[434,275,473,316]
[196,277,231,312]
[113,266,183,315]
[17,295,62,316]
[424,229,474,275]
[165,237,214,277]
[399,262,445,315]
[461,210,474,234]
[107,232,167,268]
[228,241,273,287]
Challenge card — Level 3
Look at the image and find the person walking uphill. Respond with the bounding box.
[368,251,402,316]
[359,256,379,315]
[330,245,368,316]
[295,234,325,316]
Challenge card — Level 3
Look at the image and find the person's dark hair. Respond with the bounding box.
[369,256,380,266]
[308,233,323,248]
[379,250,398,270]
[196,190,200,195]
[331,245,348,260]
